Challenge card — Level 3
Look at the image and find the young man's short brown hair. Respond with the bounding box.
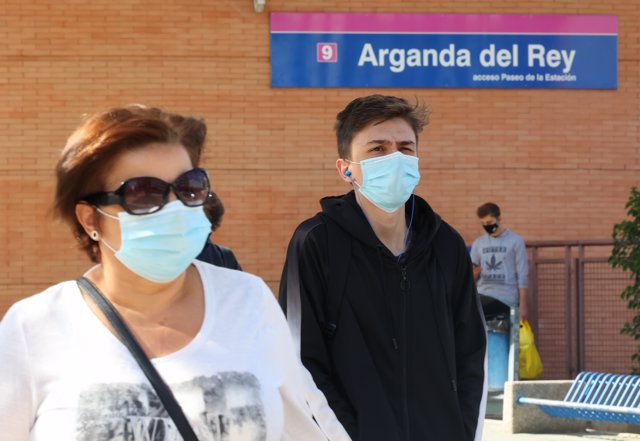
[334,94,430,159]
[477,202,501,219]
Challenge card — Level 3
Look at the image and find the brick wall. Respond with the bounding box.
[1,0,639,373]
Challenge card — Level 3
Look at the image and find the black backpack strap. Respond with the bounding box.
[284,213,352,354]
[318,214,351,339]
[284,215,325,355]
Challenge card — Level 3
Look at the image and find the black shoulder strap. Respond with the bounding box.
[319,214,351,339]
[76,277,199,441]
[284,213,352,356]
[285,215,325,355]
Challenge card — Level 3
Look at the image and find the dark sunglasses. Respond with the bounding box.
[82,168,211,215]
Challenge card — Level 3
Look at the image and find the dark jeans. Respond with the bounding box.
[480,294,510,321]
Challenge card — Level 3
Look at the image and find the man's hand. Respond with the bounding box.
[519,288,528,322]
[472,264,481,282]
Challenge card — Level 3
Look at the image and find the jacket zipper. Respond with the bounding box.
[400,265,411,441]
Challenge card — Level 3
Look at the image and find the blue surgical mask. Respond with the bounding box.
[98,200,211,283]
[349,152,420,213]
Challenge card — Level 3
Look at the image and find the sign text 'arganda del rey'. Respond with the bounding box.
[270,13,618,89]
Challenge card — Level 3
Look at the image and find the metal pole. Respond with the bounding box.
[565,245,575,378]
[509,305,520,381]
[577,245,586,372]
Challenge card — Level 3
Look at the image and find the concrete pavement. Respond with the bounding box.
[482,418,640,441]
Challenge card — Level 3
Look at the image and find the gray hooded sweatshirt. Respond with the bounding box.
[470,228,528,307]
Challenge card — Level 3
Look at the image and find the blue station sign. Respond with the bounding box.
[270,13,618,89]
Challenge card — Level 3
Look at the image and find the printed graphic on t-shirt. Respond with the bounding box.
[77,372,266,441]
[481,246,506,285]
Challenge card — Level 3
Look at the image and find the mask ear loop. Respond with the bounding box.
[345,161,375,228]
[95,206,119,220]
[93,206,120,254]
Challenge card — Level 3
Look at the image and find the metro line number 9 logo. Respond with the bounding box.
[317,43,338,63]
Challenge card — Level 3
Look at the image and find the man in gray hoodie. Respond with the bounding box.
[470,202,528,321]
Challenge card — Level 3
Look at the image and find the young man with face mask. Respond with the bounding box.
[279,95,487,441]
[470,202,529,322]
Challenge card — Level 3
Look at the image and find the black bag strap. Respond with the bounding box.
[285,216,324,355]
[76,276,199,441]
[284,213,352,355]
[319,214,351,339]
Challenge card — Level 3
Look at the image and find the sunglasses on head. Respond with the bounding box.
[82,168,211,215]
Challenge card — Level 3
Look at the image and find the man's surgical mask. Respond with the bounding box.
[483,223,499,235]
[97,200,211,283]
[349,152,420,213]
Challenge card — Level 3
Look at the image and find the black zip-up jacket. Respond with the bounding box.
[280,192,487,441]
[196,239,242,271]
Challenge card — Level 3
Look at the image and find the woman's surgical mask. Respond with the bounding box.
[97,200,211,283]
[348,151,420,213]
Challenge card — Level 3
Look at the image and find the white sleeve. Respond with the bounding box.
[0,305,37,441]
[259,282,352,441]
[297,360,353,441]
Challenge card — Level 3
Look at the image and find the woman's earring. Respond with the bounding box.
[90,230,100,241]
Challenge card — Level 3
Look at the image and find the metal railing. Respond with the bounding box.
[526,240,634,378]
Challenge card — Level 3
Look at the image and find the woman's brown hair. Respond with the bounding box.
[53,104,207,262]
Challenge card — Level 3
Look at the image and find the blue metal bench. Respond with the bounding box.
[517,372,640,425]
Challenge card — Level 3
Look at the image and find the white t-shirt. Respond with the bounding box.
[0,260,347,441]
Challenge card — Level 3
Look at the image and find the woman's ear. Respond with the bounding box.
[75,202,99,237]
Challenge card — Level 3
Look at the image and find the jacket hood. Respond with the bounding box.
[319,191,442,259]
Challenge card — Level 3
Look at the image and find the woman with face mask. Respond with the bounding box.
[0,105,350,441]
